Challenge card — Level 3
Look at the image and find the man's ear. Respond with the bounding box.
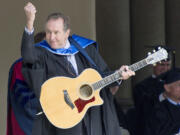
[66,29,71,37]
[164,84,170,93]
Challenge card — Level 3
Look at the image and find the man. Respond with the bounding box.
[132,45,172,135]
[144,68,180,135]
[21,2,135,135]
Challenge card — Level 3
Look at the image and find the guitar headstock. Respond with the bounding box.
[146,48,168,65]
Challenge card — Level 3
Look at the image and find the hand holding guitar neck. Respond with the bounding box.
[118,65,135,80]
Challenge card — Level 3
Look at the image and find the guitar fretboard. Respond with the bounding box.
[92,59,148,90]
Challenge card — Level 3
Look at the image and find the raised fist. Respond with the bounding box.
[24,2,37,31]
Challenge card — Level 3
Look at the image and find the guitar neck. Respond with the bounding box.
[92,58,148,90]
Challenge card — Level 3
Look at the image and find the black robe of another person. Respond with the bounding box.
[144,99,180,135]
[114,98,128,129]
[133,76,165,135]
[21,31,122,135]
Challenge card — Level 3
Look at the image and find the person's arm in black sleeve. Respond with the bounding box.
[21,2,40,64]
[21,30,36,63]
[21,3,46,99]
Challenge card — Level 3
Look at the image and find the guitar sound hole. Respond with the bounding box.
[79,84,93,99]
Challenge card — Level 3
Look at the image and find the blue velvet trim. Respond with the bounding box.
[35,34,96,55]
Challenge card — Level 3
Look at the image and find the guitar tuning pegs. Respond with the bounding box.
[148,52,151,55]
[153,50,156,53]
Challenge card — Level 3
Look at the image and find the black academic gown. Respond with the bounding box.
[21,31,122,135]
[133,76,165,135]
[144,99,180,135]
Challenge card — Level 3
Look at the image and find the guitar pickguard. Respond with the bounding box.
[74,97,95,113]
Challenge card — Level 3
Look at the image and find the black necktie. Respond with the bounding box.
[64,56,77,76]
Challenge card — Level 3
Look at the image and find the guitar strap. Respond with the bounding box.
[68,36,101,73]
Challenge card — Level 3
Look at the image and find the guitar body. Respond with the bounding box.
[40,68,103,129]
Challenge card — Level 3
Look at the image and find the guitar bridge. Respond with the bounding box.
[63,90,75,109]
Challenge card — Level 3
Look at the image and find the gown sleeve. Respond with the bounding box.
[21,30,46,99]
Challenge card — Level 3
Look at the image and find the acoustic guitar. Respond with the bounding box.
[40,48,168,129]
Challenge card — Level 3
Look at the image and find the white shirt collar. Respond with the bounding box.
[63,40,71,49]
[167,98,180,105]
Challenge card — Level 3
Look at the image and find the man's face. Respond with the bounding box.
[45,18,70,49]
[153,61,171,76]
[164,80,180,101]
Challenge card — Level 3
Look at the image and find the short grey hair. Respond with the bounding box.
[46,12,70,31]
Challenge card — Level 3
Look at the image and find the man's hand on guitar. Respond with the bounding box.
[119,65,135,80]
